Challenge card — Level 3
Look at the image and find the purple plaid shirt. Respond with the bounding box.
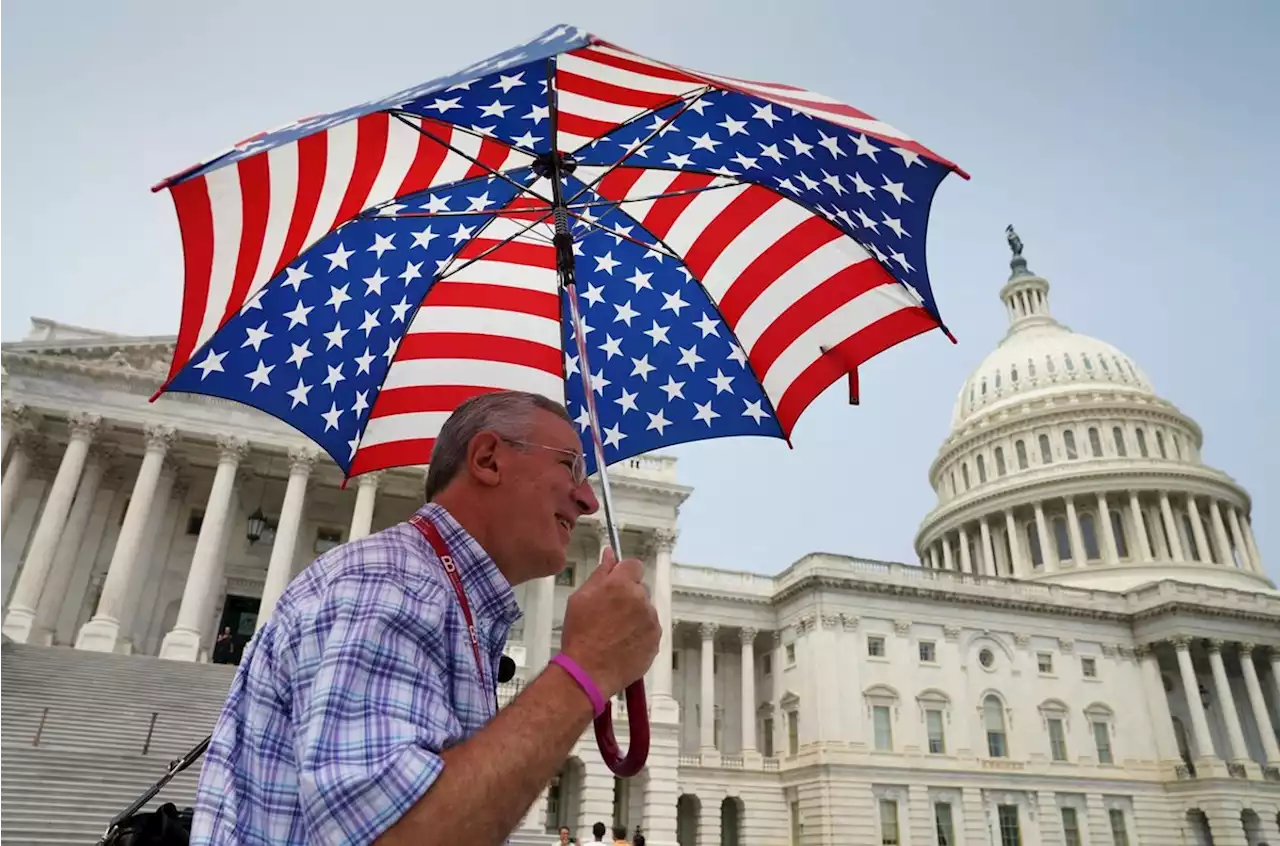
[188,503,522,846]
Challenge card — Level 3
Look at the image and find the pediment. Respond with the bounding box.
[3,329,177,380]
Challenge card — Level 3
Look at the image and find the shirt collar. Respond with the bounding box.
[414,502,522,626]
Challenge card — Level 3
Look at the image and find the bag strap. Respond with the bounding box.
[97,734,211,843]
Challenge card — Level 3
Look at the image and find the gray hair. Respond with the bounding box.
[424,390,572,501]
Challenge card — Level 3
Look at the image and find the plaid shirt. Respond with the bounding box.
[188,503,522,846]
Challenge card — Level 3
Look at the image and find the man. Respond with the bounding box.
[553,824,572,845]
[586,821,609,846]
[189,391,662,846]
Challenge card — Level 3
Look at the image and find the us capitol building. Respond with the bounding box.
[1,234,1277,846]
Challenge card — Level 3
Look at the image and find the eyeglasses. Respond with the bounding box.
[501,437,588,486]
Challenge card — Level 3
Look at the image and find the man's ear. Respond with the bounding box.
[466,431,504,488]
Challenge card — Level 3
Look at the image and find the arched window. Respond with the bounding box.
[995,370,1002,390]
[1088,427,1102,458]
[983,695,1008,758]
[1028,358,1037,379]
[949,472,956,497]
[1039,434,1053,464]
[1100,356,1111,373]
[1027,523,1044,568]
[1112,427,1127,457]
[1110,511,1129,558]
[962,463,971,490]
[1046,354,1056,374]
[1082,353,1093,371]
[995,447,1007,477]
[1064,430,1078,460]
[1136,428,1149,457]
[1080,514,1101,560]
[1016,440,1029,470]
[1053,517,1072,562]
[981,378,988,397]
[977,455,987,484]
[1010,364,1019,383]
[1064,353,1075,372]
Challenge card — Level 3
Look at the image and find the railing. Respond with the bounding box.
[762,757,779,771]
[141,712,159,755]
[980,758,1026,771]
[32,706,49,747]
[678,754,700,766]
[721,754,743,769]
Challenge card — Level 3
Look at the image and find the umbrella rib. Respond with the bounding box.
[566,180,739,210]
[564,86,714,207]
[364,205,555,220]
[564,210,680,261]
[389,111,552,205]
[433,210,556,282]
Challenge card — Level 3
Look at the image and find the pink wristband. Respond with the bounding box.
[550,653,607,718]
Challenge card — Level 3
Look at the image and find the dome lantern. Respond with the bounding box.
[999,225,1057,335]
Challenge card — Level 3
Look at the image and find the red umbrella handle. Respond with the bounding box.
[593,679,650,777]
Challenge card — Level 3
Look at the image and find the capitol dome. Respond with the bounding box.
[915,228,1271,594]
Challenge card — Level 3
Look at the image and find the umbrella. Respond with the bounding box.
[150,24,966,777]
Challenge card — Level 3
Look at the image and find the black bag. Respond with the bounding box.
[96,735,211,846]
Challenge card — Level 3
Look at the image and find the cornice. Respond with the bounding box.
[916,463,1249,549]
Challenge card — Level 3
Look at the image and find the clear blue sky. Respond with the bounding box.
[3,1,1276,584]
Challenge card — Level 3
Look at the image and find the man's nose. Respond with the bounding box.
[574,478,599,515]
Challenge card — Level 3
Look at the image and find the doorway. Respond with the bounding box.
[215,594,260,665]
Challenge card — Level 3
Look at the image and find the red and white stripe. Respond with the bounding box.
[554,44,704,152]
[586,38,965,177]
[589,167,939,435]
[163,113,532,385]
[349,204,563,475]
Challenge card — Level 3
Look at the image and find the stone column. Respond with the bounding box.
[3,413,101,642]
[1097,493,1119,564]
[653,529,676,700]
[1158,492,1185,560]
[1225,507,1251,571]
[129,479,187,652]
[927,544,939,571]
[1207,640,1251,767]
[116,460,178,649]
[1129,491,1153,562]
[1034,502,1055,572]
[1208,500,1233,567]
[1065,496,1085,564]
[1136,643,1181,764]
[160,435,248,661]
[1240,516,1262,574]
[0,433,35,537]
[1186,496,1212,564]
[1238,644,1280,765]
[348,471,381,540]
[771,630,786,755]
[979,518,995,577]
[32,447,108,642]
[76,423,176,652]
[941,534,954,571]
[1,401,29,463]
[257,447,317,631]
[739,627,758,754]
[698,623,717,752]
[957,526,972,574]
[1172,636,1217,765]
[1005,510,1025,577]
[1272,650,1280,712]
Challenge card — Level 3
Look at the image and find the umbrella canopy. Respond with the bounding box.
[151,24,965,482]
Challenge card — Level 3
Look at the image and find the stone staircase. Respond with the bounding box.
[1,640,235,846]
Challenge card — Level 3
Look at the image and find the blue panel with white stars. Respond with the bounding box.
[559,175,784,477]
[572,89,952,324]
[163,174,529,471]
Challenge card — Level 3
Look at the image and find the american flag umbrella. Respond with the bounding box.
[150,24,966,776]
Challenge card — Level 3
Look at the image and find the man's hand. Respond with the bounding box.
[559,545,661,699]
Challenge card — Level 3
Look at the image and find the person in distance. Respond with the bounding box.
[189,390,662,846]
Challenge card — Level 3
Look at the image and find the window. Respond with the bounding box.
[1082,657,1098,678]
[984,695,1008,758]
[979,648,996,668]
[1136,427,1148,457]
[1156,430,1168,458]
[1028,358,1037,378]
[1064,429,1078,459]
[186,509,204,535]
[873,705,894,751]
[1093,720,1113,764]
[1108,809,1130,846]
[787,710,799,755]
[1112,426,1127,457]
[762,717,774,756]
[314,527,343,554]
[1111,510,1129,558]
[997,805,1022,846]
[1016,439,1028,470]
[1088,427,1102,457]
[926,709,946,754]
[1011,364,1019,383]
[995,446,1007,476]
[786,644,796,665]
[1053,517,1071,562]
[1173,434,1183,460]
[977,454,987,483]
[1027,523,1044,568]
[1080,514,1101,560]
[934,803,956,846]
[919,641,936,663]
[556,565,576,586]
[949,471,956,496]
[1037,652,1054,674]
[961,463,970,490]
[1064,353,1075,372]
[1039,434,1053,464]
[1061,807,1082,846]
[1048,718,1068,761]
[1082,353,1093,371]
[879,799,900,846]
[1046,354,1056,374]
[672,651,680,670]
[763,653,772,675]
[868,636,886,658]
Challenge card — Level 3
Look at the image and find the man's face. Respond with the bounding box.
[559,829,570,843]
[493,408,598,579]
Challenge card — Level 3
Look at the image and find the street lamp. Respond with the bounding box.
[247,507,268,545]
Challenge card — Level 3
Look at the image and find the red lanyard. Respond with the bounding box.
[409,514,493,709]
